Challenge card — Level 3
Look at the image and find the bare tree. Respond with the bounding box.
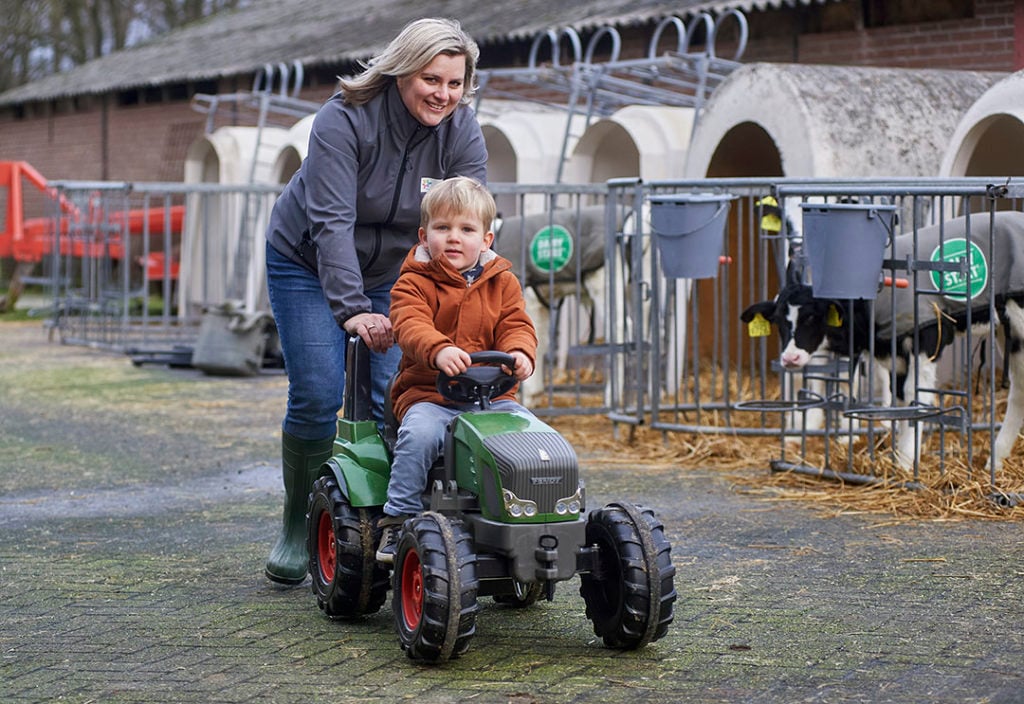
[142,0,241,36]
[0,0,244,93]
[0,0,51,91]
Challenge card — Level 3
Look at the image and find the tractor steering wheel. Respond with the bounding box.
[436,351,518,409]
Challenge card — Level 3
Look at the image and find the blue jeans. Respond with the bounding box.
[384,399,532,516]
[265,241,402,440]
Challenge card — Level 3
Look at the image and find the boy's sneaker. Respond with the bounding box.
[376,515,409,565]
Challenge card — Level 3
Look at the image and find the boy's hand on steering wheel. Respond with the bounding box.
[508,351,533,381]
[434,346,472,376]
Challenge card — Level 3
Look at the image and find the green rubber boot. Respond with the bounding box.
[264,430,335,585]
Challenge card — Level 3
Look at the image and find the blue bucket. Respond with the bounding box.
[800,202,897,300]
[649,193,734,279]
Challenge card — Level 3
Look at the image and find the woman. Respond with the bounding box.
[263,18,487,585]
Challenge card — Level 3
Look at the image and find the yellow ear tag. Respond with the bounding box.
[748,313,772,338]
[826,304,842,327]
[760,213,781,233]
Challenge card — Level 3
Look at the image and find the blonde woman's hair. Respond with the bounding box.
[339,18,480,106]
[420,177,496,231]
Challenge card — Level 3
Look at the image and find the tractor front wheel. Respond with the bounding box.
[392,512,479,662]
[580,502,676,649]
[307,475,389,619]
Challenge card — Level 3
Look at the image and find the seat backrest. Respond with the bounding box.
[342,336,373,422]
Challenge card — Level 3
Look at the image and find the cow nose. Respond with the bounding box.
[781,351,802,368]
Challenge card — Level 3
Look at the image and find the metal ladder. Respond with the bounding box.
[475,11,749,183]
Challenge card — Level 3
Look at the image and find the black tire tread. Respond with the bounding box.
[307,475,389,619]
[393,512,480,662]
[579,503,676,649]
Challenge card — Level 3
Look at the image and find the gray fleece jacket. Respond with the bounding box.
[873,210,1024,338]
[264,81,487,327]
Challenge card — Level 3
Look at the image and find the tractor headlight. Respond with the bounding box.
[502,489,538,519]
[554,487,583,515]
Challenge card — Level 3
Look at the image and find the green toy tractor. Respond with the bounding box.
[306,338,676,663]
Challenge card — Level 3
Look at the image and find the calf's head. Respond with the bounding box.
[741,282,837,369]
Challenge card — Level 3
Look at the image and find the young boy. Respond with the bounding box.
[376,176,538,563]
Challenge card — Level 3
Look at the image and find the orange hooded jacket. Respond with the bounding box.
[389,245,538,421]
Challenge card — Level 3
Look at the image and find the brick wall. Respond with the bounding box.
[0,107,102,182]
[793,0,1017,71]
[0,99,204,183]
[106,102,207,183]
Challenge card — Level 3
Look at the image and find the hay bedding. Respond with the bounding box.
[544,373,1024,523]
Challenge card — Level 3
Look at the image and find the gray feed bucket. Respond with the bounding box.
[649,193,734,278]
[800,202,897,300]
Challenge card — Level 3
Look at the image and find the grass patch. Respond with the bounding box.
[0,301,35,322]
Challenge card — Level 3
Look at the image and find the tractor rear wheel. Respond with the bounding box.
[392,512,479,662]
[307,475,389,619]
[580,502,676,649]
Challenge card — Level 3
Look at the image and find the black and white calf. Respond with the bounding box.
[742,210,1024,470]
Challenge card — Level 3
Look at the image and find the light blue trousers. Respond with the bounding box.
[384,399,531,516]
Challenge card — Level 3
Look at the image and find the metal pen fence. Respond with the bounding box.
[602,176,1024,502]
[40,180,280,352]
[33,175,1024,500]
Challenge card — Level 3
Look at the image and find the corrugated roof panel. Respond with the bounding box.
[0,0,838,106]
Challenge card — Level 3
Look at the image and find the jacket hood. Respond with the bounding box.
[406,245,503,281]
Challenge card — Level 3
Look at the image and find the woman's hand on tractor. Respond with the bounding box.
[344,313,394,353]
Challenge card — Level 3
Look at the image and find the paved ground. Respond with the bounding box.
[1,320,1023,703]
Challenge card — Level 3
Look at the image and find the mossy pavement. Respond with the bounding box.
[1,321,1022,703]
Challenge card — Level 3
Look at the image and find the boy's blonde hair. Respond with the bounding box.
[420,177,496,231]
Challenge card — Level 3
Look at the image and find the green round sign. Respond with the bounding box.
[529,225,573,273]
[928,238,987,301]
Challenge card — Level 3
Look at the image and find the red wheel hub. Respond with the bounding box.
[317,511,336,582]
[401,550,423,630]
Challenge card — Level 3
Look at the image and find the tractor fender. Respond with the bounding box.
[320,456,388,508]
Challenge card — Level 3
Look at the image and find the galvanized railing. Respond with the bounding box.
[604,176,1022,502]
[29,176,1024,499]
[39,180,279,352]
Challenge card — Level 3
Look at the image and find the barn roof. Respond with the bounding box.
[0,0,836,107]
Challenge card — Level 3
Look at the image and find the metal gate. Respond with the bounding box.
[37,179,279,353]
[30,175,1024,501]
[602,176,1024,503]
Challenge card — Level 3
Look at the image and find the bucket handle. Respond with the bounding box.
[662,201,730,237]
[866,205,896,247]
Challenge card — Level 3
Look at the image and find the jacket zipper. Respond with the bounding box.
[385,125,432,225]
